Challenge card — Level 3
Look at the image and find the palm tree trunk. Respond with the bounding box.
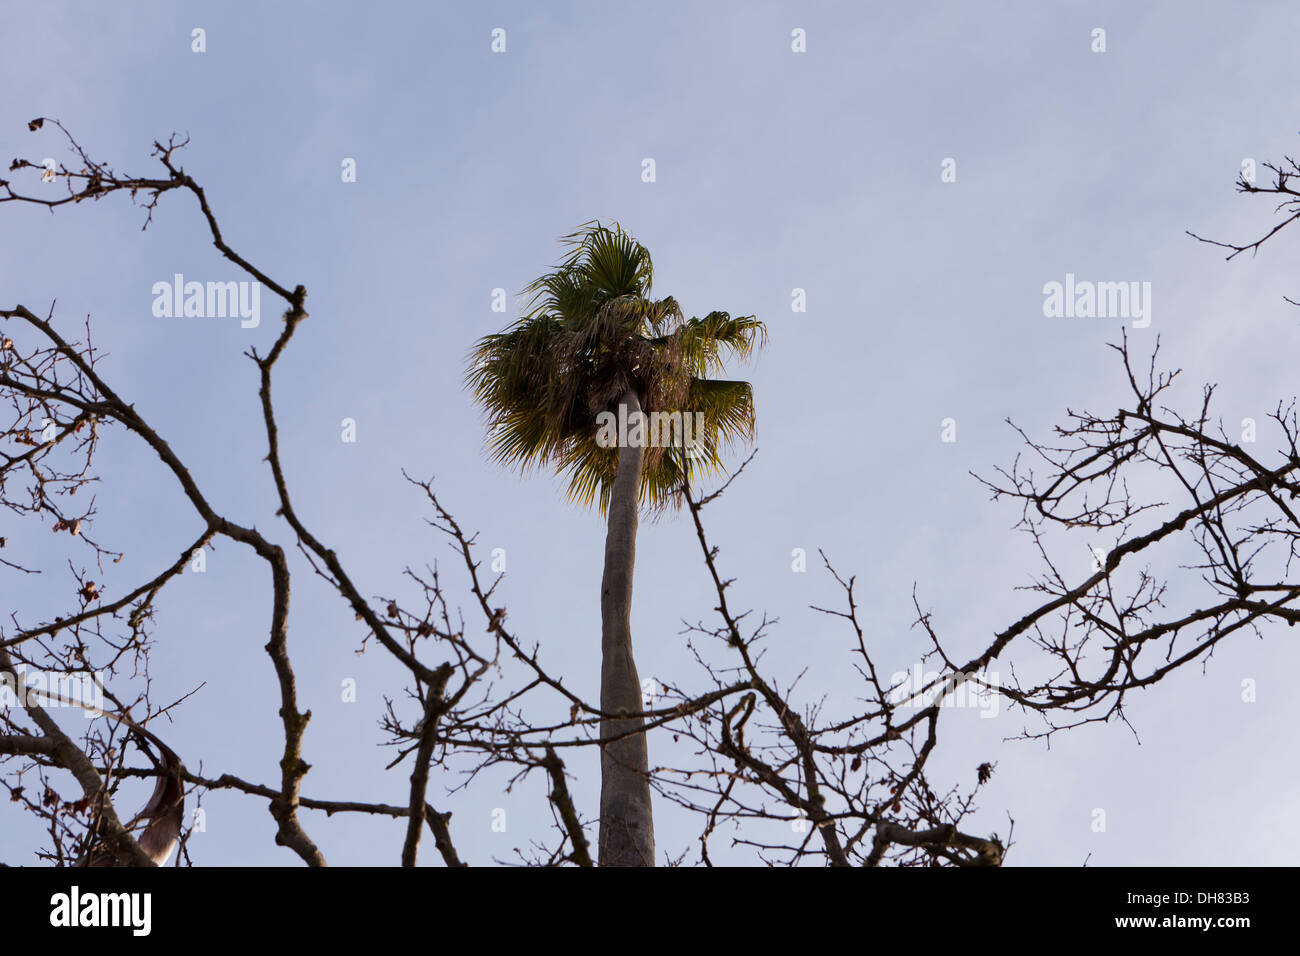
[598,388,655,866]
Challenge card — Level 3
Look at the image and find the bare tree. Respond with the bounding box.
[2,121,1297,866]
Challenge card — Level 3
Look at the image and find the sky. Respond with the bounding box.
[2,0,1299,866]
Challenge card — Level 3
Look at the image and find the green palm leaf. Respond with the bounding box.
[467,222,764,512]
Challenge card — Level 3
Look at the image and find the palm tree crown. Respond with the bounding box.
[467,222,766,512]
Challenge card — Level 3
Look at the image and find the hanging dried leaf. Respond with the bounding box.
[81,732,184,867]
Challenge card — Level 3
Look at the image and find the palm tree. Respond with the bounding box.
[467,222,765,866]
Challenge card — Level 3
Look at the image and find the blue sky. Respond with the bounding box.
[3,0,1299,865]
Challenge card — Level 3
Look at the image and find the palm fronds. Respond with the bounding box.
[467,222,764,512]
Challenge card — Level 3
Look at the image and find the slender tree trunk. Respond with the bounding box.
[598,388,655,866]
